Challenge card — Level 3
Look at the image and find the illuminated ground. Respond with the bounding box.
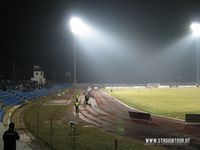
[105,87,200,119]
[9,87,200,150]
[12,88,164,150]
[79,89,200,150]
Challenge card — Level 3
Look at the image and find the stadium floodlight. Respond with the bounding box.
[69,17,92,84]
[191,22,200,37]
[191,22,200,85]
[69,17,92,36]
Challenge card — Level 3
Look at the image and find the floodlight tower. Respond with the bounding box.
[191,22,200,85]
[69,17,80,84]
[69,17,91,84]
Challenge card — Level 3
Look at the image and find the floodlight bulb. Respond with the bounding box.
[69,17,92,36]
[70,17,83,34]
[191,23,200,37]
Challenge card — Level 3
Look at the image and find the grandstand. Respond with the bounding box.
[0,83,70,122]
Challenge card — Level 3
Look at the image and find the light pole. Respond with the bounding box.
[73,34,77,84]
[69,17,91,84]
[191,22,200,85]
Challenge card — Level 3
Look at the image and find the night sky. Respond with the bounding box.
[1,0,200,83]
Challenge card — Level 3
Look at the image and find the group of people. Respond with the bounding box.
[85,86,94,105]
[0,80,53,92]
[74,87,94,115]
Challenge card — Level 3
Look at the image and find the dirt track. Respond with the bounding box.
[79,89,200,150]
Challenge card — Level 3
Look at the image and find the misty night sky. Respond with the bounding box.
[1,0,200,83]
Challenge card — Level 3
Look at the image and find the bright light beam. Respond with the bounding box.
[69,17,92,36]
[191,22,200,85]
[191,22,200,37]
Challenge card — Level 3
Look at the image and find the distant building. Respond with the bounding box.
[31,65,46,85]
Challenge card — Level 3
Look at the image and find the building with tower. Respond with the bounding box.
[30,65,46,85]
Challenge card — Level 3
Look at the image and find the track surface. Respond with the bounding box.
[79,89,200,150]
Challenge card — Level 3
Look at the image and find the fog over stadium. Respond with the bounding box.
[1,0,200,83]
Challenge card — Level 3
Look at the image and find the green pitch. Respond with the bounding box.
[105,87,200,119]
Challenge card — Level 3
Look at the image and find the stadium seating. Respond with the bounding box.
[0,83,70,122]
[0,109,4,122]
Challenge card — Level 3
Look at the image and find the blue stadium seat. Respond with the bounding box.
[0,109,5,122]
[0,83,71,122]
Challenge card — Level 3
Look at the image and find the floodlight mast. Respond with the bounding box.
[191,22,200,85]
[69,17,92,84]
[69,17,84,84]
[197,41,199,85]
[73,35,77,84]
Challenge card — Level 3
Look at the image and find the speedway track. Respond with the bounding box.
[79,89,200,150]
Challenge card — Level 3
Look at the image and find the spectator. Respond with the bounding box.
[3,122,20,150]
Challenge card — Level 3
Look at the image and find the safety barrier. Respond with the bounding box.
[129,111,151,121]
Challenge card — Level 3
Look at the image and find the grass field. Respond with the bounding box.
[23,88,164,150]
[105,87,200,119]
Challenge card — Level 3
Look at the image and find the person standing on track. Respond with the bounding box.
[3,122,20,150]
[75,95,80,114]
[85,94,89,105]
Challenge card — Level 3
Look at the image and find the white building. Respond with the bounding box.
[31,65,46,85]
